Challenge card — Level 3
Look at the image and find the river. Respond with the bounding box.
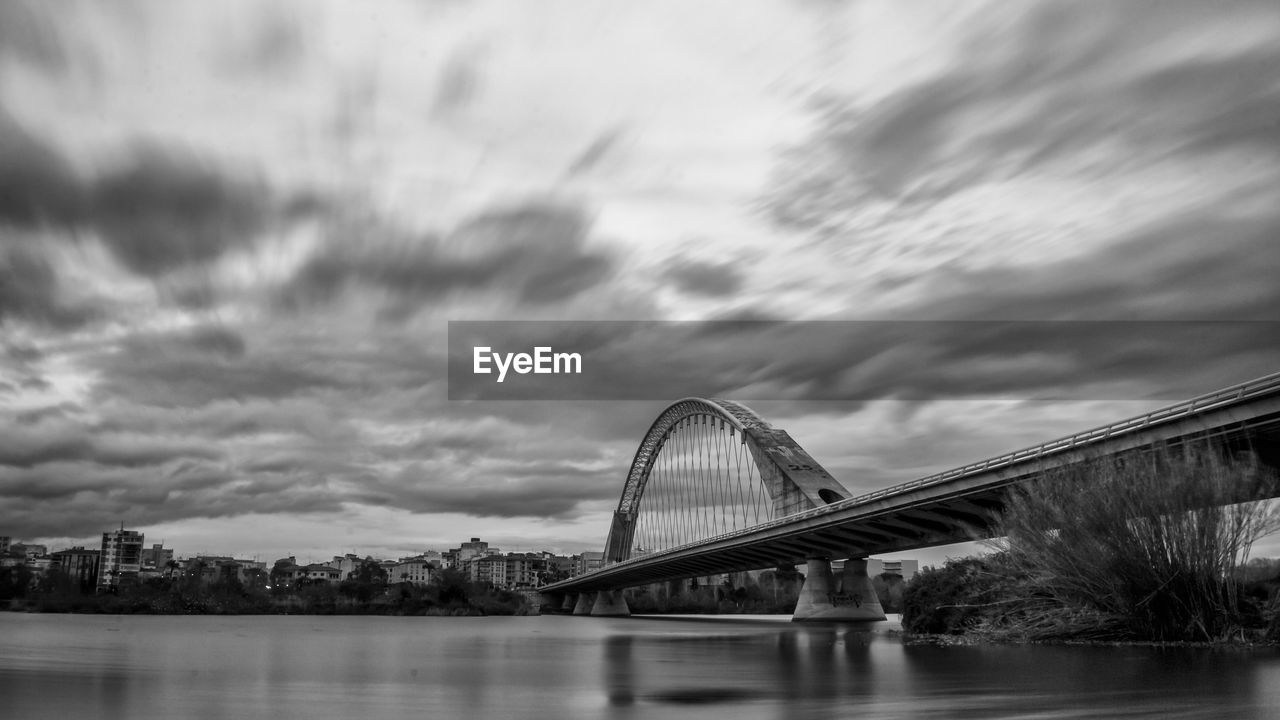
[3,613,1280,719]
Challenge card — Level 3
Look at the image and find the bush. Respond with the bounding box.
[901,556,1010,634]
[992,444,1280,641]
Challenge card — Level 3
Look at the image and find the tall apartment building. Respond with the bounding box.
[503,553,546,589]
[468,554,507,586]
[0,536,10,555]
[444,538,500,569]
[99,527,144,590]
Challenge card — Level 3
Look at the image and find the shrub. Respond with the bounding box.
[901,556,1010,634]
[992,444,1280,641]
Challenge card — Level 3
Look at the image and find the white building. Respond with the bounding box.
[572,551,603,577]
[388,557,434,586]
[99,527,144,589]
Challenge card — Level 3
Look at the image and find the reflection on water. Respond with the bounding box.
[3,613,1280,719]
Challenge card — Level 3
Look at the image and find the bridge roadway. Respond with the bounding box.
[545,372,1280,597]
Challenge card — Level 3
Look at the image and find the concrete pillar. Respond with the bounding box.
[572,592,595,615]
[561,593,576,612]
[792,557,886,622]
[590,589,631,617]
[839,558,886,619]
[793,558,835,621]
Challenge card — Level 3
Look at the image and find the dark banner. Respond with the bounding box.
[447,320,1280,401]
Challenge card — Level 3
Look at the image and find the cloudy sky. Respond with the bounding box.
[2,0,1278,566]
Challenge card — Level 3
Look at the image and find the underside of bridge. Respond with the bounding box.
[540,374,1280,622]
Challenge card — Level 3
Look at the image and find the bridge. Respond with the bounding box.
[540,372,1280,621]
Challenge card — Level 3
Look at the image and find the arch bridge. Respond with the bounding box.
[540,372,1280,621]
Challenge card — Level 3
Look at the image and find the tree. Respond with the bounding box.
[352,558,387,585]
[340,559,388,603]
[432,568,471,607]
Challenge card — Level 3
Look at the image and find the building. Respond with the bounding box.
[99,527,144,590]
[186,556,268,587]
[572,551,603,577]
[12,543,48,562]
[445,538,500,569]
[868,558,919,581]
[299,563,341,583]
[140,544,174,573]
[503,553,546,589]
[468,554,508,587]
[326,554,363,581]
[387,556,434,586]
[270,557,304,587]
[0,536,10,555]
[543,554,574,583]
[456,553,552,590]
[50,547,100,590]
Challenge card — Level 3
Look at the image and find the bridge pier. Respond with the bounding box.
[792,557,886,622]
[572,592,595,615]
[561,593,577,613]
[590,589,631,617]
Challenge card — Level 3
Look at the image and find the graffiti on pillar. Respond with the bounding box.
[828,592,862,608]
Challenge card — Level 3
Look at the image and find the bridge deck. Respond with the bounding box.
[547,372,1280,593]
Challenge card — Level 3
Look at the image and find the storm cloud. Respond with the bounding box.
[3,1,1278,562]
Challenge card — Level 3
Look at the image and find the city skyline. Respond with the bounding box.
[3,1,1280,567]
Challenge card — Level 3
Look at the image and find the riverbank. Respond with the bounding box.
[900,631,1280,649]
[2,566,533,616]
[900,553,1280,645]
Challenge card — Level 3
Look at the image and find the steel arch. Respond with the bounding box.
[602,397,853,564]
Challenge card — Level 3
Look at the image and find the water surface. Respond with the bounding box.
[3,613,1279,719]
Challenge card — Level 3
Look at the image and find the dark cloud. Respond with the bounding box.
[0,413,224,469]
[766,1,1280,219]
[446,203,617,304]
[186,325,248,359]
[91,147,270,276]
[4,342,42,363]
[0,111,86,227]
[81,322,442,416]
[0,1,70,74]
[0,245,99,329]
[663,255,744,298]
[87,326,338,408]
[355,461,620,519]
[901,208,1280,323]
[0,460,346,539]
[281,202,617,311]
[0,111,297,287]
[13,403,77,425]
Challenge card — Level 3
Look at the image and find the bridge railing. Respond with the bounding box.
[827,369,1280,513]
[583,371,1280,578]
